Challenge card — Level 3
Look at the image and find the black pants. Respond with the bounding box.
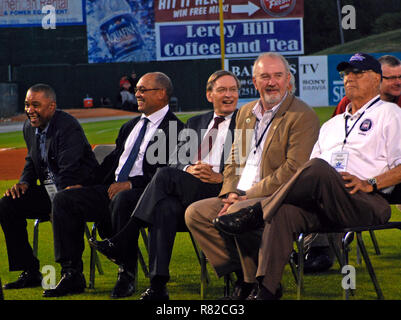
[111,167,222,280]
[52,184,145,271]
[0,185,51,271]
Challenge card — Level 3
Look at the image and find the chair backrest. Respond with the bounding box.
[93,144,116,164]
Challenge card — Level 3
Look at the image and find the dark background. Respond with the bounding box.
[0,0,400,113]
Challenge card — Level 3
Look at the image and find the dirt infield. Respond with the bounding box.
[0,108,137,180]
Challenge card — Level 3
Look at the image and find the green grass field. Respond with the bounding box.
[1,108,401,301]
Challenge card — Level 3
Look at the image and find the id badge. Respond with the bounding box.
[43,169,58,202]
[331,151,349,172]
[44,182,58,202]
[237,163,258,192]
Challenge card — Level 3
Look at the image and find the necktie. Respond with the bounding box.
[117,118,149,182]
[196,116,225,161]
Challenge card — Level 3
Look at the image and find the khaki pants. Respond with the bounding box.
[185,197,264,282]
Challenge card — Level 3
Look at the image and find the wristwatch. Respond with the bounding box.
[367,177,378,193]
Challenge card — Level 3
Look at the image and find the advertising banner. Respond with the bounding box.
[155,0,304,22]
[155,0,304,61]
[0,0,85,27]
[157,18,303,60]
[298,55,328,107]
[86,0,155,63]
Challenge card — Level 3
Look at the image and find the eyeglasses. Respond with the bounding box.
[134,87,162,94]
[215,87,239,94]
[339,68,369,79]
[382,75,401,81]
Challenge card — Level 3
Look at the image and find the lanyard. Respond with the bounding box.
[343,97,380,147]
[254,112,276,154]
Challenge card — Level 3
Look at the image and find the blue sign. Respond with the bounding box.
[156,18,304,61]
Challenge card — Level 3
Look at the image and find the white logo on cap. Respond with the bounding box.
[350,53,365,62]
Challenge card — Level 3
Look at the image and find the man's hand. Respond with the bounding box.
[341,172,373,194]
[107,181,132,199]
[186,161,223,184]
[218,192,248,217]
[4,182,29,199]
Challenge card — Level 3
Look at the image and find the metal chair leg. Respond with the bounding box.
[327,233,345,268]
[289,251,299,284]
[296,233,305,300]
[356,232,384,300]
[85,223,104,289]
[369,230,381,255]
[33,219,40,258]
[91,224,104,275]
[342,231,355,299]
[200,250,208,300]
[223,274,234,297]
[87,224,97,289]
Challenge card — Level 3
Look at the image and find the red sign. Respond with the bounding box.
[260,0,297,17]
[155,0,304,23]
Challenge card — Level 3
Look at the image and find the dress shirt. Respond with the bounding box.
[237,95,284,191]
[115,105,169,180]
[200,112,233,173]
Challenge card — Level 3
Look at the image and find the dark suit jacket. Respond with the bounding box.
[96,109,184,188]
[172,110,237,173]
[21,110,99,190]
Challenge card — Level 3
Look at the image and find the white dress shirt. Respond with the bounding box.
[199,112,233,173]
[237,96,284,191]
[115,105,169,180]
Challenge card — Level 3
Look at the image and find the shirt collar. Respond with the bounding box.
[213,111,234,121]
[344,95,381,119]
[252,92,286,120]
[35,123,49,136]
[141,104,169,125]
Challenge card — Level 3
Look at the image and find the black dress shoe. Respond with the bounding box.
[247,283,282,300]
[111,270,136,299]
[221,281,256,300]
[304,246,333,274]
[43,271,86,297]
[213,202,264,235]
[140,287,169,301]
[3,271,42,289]
[88,238,123,266]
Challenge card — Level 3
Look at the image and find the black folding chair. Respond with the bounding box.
[32,218,104,289]
[294,221,401,300]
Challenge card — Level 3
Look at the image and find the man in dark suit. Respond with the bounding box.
[46,72,184,298]
[89,70,239,300]
[0,84,98,290]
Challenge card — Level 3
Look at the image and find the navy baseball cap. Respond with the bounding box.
[337,53,382,76]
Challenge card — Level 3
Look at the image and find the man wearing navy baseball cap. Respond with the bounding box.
[337,52,382,76]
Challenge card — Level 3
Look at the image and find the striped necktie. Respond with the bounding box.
[196,116,225,162]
